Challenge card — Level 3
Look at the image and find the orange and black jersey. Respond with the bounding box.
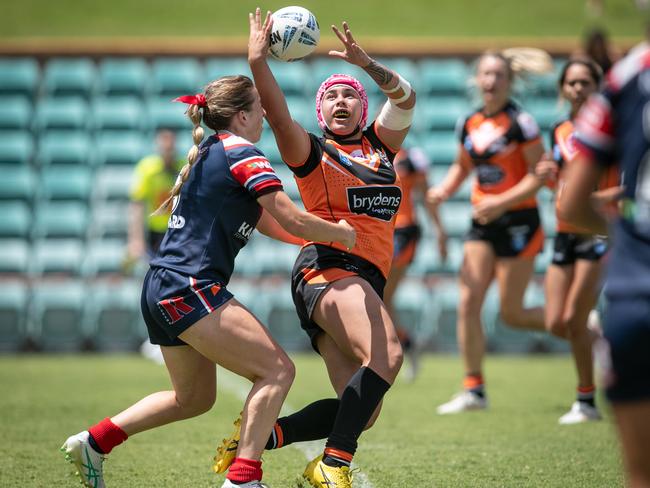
[457,101,541,210]
[286,123,400,278]
[550,119,619,234]
[394,148,428,229]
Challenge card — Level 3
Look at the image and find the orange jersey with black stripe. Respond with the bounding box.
[286,123,400,278]
[551,119,620,233]
[457,102,541,210]
[394,148,429,229]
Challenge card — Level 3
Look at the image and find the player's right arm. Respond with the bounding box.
[247,8,311,165]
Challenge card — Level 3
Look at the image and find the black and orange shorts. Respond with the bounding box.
[291,244,386,353]
[465,207,544,258]
[392,224,421,267]
[551,232,608,265]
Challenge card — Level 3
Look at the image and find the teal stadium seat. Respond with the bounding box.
[0,281,29,351]
[90,202,130,239]
[0,96,31,130]
[264,284,311,351]
[30,280,88,351]
[38,166,92,202]
[430,280,460,351]
[253,239,299,276]
[439,202,471,237]
[227,279,270,324]
[147,97,191,131]
[95,131,145,166]
[34,97,89,131]
[285,95,318,133]
[94,166,134,201]
[268,59,310,96]
[523,98,564,131]
[393,279,439,346]
[0,166,35,202]
[0,58,39,97]
[32,201,88,239]
[93,96,144,131]
[0,239,29,275]
[309,57,377,95]
[151,57,203,97]
[0,131,34,165]
[37,131,91,166]
[414,97,468,132]
[30,239,85,276]
[435,236,465,274]
[98,58,149,96]
[420,132,458,166]
[204,57,251,82]
[0,201,31,238]
[376,57,420,93]
[428,166,472,201]
[83,239,127,276]
[42,58,96,98]
[88,280,145,351]
[419,59,468,95]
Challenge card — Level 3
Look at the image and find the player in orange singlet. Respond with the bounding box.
[428,51,552,414]
[535,58,618,424]
[217,10,416,487]
[385,147,447,381]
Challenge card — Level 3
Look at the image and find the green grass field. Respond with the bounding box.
[1,0,645,39]
[0,354,622,487]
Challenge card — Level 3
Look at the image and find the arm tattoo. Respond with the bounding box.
[363,60,394,87]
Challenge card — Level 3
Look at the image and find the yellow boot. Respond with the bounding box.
[302,455,353,488]
[212,415,241,473]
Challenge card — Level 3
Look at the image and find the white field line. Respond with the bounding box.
[217,367,374,488]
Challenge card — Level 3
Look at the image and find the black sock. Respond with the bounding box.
[87,433,105,454]
[264,398,339,450]
[577,387,596,408]
[324,366,391,460]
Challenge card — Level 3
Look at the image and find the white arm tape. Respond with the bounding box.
[381,75,412,105]
[377,99,414,130]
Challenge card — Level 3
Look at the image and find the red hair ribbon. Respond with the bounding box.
[173,94,206,107]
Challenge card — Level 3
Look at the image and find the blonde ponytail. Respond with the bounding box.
[500,47,554,77]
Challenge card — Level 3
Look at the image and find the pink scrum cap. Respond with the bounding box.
[315,74,368,133]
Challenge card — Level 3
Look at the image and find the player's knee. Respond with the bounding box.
[177,388,216,417]
[459,290,483,318]
[387,340,404,378]
[266,353,296,391]
[500,306,525,328]
[546,316,567,337]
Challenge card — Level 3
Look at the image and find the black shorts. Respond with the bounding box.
[603,296,650,402]
[291,244,386,353]
[465,207,544,258]
[551,232,608,265]
[141,267,233,346]
[393,225,421,267]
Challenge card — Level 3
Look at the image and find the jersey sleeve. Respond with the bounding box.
[514,111,541,144]
[227,145,284,199]
[574,91,617,167]
[407,147,430,174]
[365,121,399,158]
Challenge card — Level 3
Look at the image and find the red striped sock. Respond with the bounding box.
[226,457,263,483]
[88,417,128,454]
[323,447,353,467]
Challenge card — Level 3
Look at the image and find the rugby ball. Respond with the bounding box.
[269,6,320,62]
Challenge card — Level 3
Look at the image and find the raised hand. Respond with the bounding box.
[248,7,273,63]
[328,22,372,67]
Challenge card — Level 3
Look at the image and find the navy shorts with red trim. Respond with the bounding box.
[393,225,421,267]
[551,232,608,265]
[465,207,543,258]
[291,244,386,353]
[141,266,233,346]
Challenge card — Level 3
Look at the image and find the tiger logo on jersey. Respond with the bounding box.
[347,185,402,221]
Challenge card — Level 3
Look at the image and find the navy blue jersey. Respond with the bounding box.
[150,131,283,284]
[576,43,650,296]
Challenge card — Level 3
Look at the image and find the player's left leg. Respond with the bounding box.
[496,257,545,331]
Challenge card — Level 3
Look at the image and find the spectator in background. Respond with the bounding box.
[385,147,447,382]
[127,129,184,262]
[580,27,620,75]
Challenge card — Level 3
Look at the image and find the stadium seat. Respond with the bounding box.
[375,57,420,91]
[0,281,29,351]
[428,166,472,200]
[32,201,88,239]
[0,201,31,238]
[88,280,145,351]
[436,236,465,274]
[33,97,89,131]
[42,58,96,98]
[414,97,469,132]
[0,165,35,202]
[264,284,311,351]
[523,98,564,131]
[97,58,149,96]
[268,59,310,95]
[0,131,34,165]
[94,166,134,201]
[439,201,472,238]
[0,239,29,275]
[257,129,283,165]
[308,57,377,94]
[36,131,92,166]
[253,239,299,276]
[0,96,31,130]
[430,280,460,351]
[30,239,85,276]
[393,279,439,345]
[38,165,92,202]
[151,57,203,97]
[285,95,317,133]
[83,239,127,276]
[89,202,130,239]
[419,58,469,95]
[420,132,459,166]
[204,57,251,82]
[227,279,270,323]
[92,96,145,131]
[95,131,146,166]
[539,199,557,236]
[535,238,555,274]
[30,279,88,351]
[147,97,192,131]
[0,58,39,97]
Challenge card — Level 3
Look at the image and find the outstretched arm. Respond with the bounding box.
[329,22,416,149]
[248,8,311,165]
